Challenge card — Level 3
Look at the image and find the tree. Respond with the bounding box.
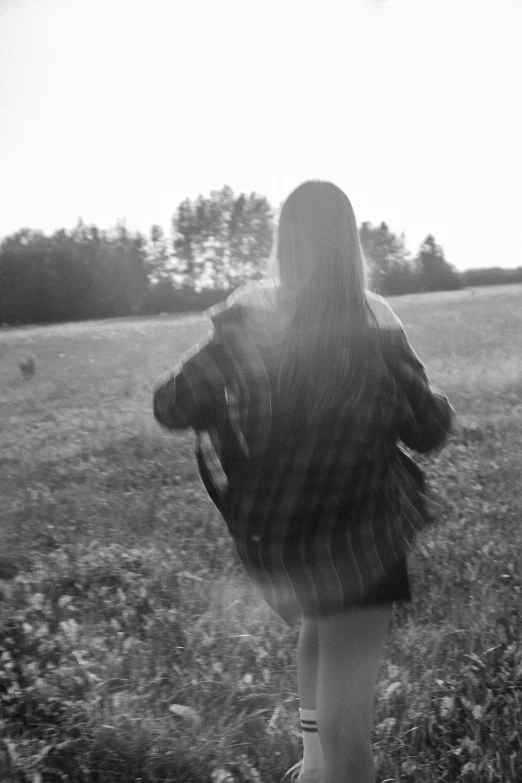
[414,234,461,292]
[0,220,150,325]
[0,229,61,323]
[359,221,417,295]
[460,266,522,287]
[65,220,107,319]
[228,192,274,285]
[172,186,274,290]
[146,224,175,283]
[102,221,149,316]
[172,198,202,288]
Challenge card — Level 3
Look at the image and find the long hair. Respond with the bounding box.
[273,180,384,424]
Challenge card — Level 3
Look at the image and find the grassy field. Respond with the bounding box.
[1,284,522,782]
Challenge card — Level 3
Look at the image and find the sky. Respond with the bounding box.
[0,0,521,270]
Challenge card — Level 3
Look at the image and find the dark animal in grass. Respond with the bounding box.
[0,557,19,580]
[19,356,35,378]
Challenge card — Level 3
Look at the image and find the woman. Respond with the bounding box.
[153,181,454,783]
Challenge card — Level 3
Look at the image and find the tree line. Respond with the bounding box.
[1,185,521,326]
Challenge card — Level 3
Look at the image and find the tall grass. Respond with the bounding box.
[1,285,522,782]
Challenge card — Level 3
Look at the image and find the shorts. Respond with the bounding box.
[359,556,412,606]
[274,557,412,627]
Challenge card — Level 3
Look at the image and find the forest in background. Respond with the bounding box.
[1,184,521,325]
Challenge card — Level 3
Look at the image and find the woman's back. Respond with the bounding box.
[152,180,455,783]
[153,277,450,618]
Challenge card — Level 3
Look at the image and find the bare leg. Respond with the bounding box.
[315,604,392,783]
[297,617,319,709]
[294,617,324,776]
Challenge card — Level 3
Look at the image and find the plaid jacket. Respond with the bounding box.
[153,281,454,624]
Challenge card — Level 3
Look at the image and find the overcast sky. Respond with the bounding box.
[1,0,521,269]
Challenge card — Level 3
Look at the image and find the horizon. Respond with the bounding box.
[1,0,521,270]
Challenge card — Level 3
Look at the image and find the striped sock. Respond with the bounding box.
[299,708,323,774]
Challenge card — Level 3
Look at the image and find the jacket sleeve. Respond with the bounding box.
[385,328,455,454]
[153,340,221,431]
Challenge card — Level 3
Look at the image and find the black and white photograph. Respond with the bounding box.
[1,1,521,781]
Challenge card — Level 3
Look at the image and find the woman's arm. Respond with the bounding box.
[386,328,455,454]
[153,341,221,431]
[367,293,455,454]
[153,370,201,430]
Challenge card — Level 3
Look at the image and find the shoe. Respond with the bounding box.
[281,761,323,783]
[281,761,302,782]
